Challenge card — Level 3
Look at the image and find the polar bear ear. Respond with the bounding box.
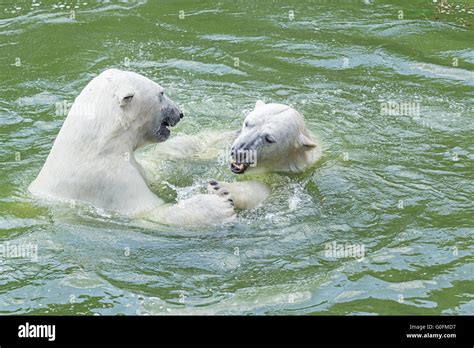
[116,87,135,107]
[255,100,266,110]
[297,133,317,149]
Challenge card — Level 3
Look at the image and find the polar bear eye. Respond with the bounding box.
[265,134,276,143]
[123,95,134,103]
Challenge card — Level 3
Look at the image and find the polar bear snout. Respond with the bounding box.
[161,95,183,125]
[151,95,183,143]
[229,141,260,174]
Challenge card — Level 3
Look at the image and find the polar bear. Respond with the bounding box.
[228,100,319,175]
[207,101,321,209]
[141,100,321,210]
[29,69,235,227]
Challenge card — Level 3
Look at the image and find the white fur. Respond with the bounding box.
[29,69,235,227]
[231,100,321,174]
[208,181,271,210]
[209,101,321,209]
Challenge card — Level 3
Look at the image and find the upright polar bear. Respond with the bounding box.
[29,69,235,227]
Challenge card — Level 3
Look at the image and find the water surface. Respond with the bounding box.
[0,0,473,315]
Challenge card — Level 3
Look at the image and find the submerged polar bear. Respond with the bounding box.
[143,100,321,210]
[29,69,235,226]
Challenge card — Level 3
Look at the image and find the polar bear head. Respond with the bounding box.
[70,68,183,151]
[229,101,319,174]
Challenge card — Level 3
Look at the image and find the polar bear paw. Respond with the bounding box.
[208,180,270,210]
[208,180,234,199]
[159,193,236,227]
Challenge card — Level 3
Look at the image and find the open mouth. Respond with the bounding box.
[159,121,171,138]
[161,120,172,130]
[230,160,250,174]
[157,118,177,141]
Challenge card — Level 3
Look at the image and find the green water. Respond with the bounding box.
[1,0,473,315]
